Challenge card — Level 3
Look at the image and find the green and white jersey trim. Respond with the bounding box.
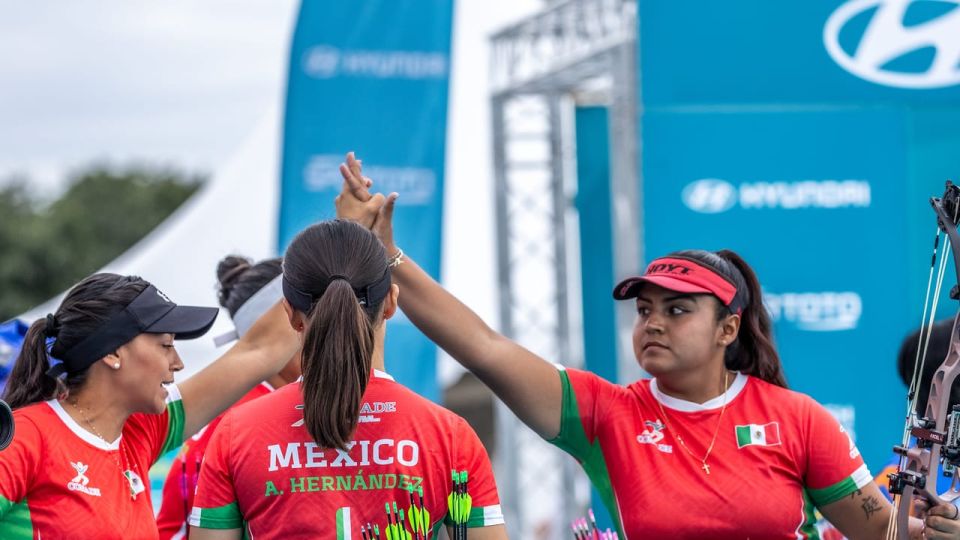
[161,384,185,455]
[794,490,821,540]
[0,496,33,540]
[548,367,626,540]
[476,505,505,527]
[443,504,504,528]
[190,501,244,530]
[807,463,873,507]
[793,465,871,540]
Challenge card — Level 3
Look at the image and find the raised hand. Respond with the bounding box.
[334,151,399,255]
[373,192,398,256]
[336,151,383,229]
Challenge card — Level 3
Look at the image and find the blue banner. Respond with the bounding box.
[278,0,454,401]
[0,319,27,393]
[575,107,618,385]
[574,106,617,532]
[638,1,960,472]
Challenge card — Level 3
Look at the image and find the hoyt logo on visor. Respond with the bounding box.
[614,256,742,313]
[646,262,693,276]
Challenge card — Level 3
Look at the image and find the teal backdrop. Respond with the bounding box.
[634,0,960,474]
[574,106,618,530]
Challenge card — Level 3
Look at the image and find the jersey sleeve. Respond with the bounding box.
[548,366,618,462]
[126,384,187,466]
[189,412,243,530]
[443,418,504,529]
[0,413,41,534]
[156,451,190,539]
[157,411,225,538]
[801,397,872,507]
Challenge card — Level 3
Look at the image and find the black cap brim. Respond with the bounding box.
[144,305,219,340]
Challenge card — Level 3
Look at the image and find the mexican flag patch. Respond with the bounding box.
[336,507,353,540]
[735,422,781,448]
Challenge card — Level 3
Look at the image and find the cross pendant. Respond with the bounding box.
[701,462,710,475]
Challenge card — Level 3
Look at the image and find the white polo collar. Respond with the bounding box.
[650,371,748,412]
[46,399,121,451]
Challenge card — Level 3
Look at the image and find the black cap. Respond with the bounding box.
[52,284,218,376]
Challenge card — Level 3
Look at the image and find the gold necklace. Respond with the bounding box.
[654,371,730,475]
[69,399,139,500]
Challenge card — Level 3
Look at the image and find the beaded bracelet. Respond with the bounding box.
[387,248,405,268]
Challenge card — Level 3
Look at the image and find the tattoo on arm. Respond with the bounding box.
[861,495,882,519]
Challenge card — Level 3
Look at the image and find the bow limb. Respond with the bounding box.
[931,185,960,298]
[889,183,960,539]
[923,186,960,501]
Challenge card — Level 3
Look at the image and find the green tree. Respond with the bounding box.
[0,166,203,320]
[0,181,46,319]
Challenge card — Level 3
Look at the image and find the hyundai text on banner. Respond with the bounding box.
[278,0,455,401]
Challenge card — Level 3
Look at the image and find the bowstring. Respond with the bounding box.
[890,200,960,537]
[912,232,951,422]
[906,228,942,430]
[890,226,950,536]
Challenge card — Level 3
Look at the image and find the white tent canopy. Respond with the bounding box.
[24,108,281,379]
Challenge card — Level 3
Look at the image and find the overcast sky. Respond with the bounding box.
[0,1,298,194]
[0,1,544,201]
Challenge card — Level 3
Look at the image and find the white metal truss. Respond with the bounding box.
[489,0,639,538]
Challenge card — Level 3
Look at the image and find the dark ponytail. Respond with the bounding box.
[4,318,64,409]
[3,273,148,409]
[301,280,375,449]
[716,249,786,388]
[670,249,787,388]
[283,220,389,450]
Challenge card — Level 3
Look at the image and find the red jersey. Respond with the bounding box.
[0,385,185,539]
[551,368,870,539]
[191,370,503,538]
[157,382,273,540]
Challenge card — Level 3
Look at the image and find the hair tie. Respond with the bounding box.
[328,274,349,283]
[44,313,60,338]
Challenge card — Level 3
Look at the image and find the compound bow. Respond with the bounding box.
[887,181,960,538]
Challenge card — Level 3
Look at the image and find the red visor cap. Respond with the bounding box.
[613,257,738,307]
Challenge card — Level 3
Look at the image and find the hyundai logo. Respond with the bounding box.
[824,0,960,89]
[681,179,737,214]
[303,45,341,79]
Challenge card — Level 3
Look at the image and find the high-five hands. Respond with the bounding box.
[335,152,380,228]
[335,151,399,253]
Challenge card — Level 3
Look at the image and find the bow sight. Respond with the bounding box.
[889,405,960,496]
[887,181,960,527]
